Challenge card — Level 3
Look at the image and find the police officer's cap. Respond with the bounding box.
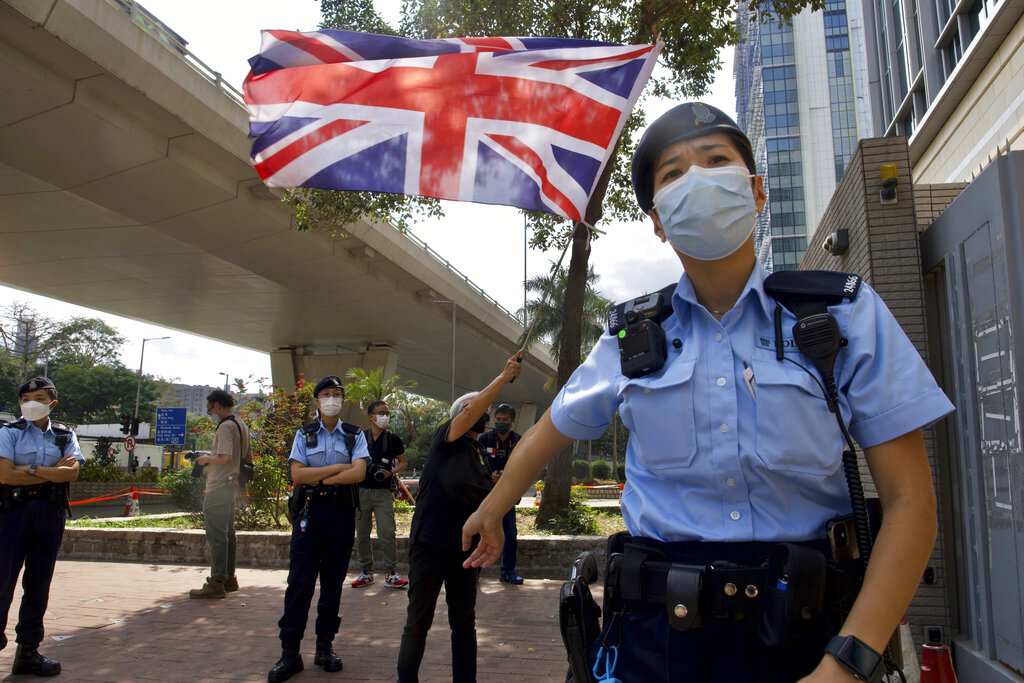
[18,376,56,397]
[631,102,751,212]
[313,375,344,398]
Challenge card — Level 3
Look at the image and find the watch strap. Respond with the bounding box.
[825,635,885,683]
[27,464,38,475]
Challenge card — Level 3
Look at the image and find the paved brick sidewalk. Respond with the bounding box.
[0,561,576,682]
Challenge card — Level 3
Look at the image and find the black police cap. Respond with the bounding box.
[18,376,56,396]
[631,102,751,212]
[313,375,344,398]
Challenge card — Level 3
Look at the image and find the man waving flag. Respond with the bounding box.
[243,30,659,222]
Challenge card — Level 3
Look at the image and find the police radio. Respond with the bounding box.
[606,283,675,379]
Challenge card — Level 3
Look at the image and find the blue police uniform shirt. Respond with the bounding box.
[0,419,85,467]
[551,262,955,543]
[288,419,370,468]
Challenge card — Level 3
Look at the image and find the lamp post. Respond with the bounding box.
[219,371,230,392]
[132,336,169,465]
[430,300,456,403]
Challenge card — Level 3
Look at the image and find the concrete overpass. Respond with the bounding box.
[0,0,557,420]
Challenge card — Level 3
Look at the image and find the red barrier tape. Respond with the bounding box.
[69,488,168,505]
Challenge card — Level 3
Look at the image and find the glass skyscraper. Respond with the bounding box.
[735,2,876,271]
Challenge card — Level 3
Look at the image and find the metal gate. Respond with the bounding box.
[920,151,1024,681]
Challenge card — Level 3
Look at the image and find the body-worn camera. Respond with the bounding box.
[606,284,675,379]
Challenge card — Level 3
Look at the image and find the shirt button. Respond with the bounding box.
[716,377,726,387]
[726,477,736,487]
[730,510,741,521]
[715,333,723,342]
[720,424,729,433]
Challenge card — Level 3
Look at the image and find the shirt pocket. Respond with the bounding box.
[305,442,329,467]
[618,356,699,472]
[750,354,843,476]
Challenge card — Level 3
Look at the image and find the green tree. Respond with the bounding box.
[518,263,612,362]
[342,367,418,410]
[0,302,57,389]
[304,0,822,523]
[387,389,450,471]
[39,317,124,367]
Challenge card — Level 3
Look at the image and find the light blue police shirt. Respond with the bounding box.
[551,262,955,543]
[0,419,86,468]
[288,419,370,468]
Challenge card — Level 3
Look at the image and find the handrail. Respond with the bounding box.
[106,0,245,105]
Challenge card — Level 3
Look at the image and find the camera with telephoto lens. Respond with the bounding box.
[369,458,392,482]
[184,451,206,478]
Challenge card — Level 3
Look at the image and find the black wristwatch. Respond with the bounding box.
[825,635,885,683]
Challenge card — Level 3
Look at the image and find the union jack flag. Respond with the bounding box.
[244,30,659,222]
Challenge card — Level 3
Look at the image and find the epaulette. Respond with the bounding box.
[340,422,360,435]
[764,270,862,317]
[301,421,320,435]
[1,418,27,430]
[606,282,677,334]
[50,422,73,435]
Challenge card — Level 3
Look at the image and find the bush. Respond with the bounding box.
[159,467,202,514]
[236,449,290,528]
[77,461,124,482]
[572,459,591,482]
[616,462,626,482]
[537,486,599,535]
[134,467,159,483]
[591,459,611,480]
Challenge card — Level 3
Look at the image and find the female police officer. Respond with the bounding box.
[268,376,370,683]
[462,102,955,682]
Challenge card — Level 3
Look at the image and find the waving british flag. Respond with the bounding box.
[243,30,659,222]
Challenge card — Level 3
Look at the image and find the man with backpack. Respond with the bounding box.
[189,388,251,599]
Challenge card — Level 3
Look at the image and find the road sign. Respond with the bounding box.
[124,435,136,451]
[155,407,187,445]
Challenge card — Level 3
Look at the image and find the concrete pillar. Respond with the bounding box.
[270,348,297,393]
[517,402,538,432]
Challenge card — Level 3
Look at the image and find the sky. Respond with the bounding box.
[1,0,737,390]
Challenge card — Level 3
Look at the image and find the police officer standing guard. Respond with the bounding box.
[268,376,370,683]
[464,103,955,682]
[0,377,84,677]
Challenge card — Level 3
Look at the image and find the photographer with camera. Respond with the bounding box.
[268,376,370,683]
[188,389,250,600]
[352,400,408,590]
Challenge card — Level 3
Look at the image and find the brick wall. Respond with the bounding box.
[800,137,952,648]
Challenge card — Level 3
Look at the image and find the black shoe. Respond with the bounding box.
[11,644,61,677]
[314,640,343,672]
[500,572,525,585]
[268,651,303,682]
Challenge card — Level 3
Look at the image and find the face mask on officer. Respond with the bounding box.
[20,400,55,422]
[319,397,343,417]
[494,421,511,435]
[653,165,757,261]
[373,413,390,429]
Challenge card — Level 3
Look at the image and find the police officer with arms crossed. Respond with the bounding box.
[477,404,523,584]
[463,102,955,682]
[0,377,84,677]
[268,376,370,683]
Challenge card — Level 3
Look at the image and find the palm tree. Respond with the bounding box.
[517,263,612,362]
[343,366,418,409]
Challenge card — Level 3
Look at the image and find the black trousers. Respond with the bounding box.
[277,493,356,650]
[397,542,478,683]
[0,497,65,651]
[589,539,840,683]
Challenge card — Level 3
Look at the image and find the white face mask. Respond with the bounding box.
[653,165,757,261]
[21,400,54,422]
[373,414,390,429]
[318,397,343,417]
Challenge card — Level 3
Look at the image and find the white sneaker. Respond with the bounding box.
[384,572,408,589]
[351,571,374,588]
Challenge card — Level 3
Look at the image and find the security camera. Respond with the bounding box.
[822,228,849,256]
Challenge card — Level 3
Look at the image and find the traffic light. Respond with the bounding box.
[120,415,131,435]
[131,417,141,437]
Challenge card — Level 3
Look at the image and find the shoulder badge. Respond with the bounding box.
[1,418,28,430]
